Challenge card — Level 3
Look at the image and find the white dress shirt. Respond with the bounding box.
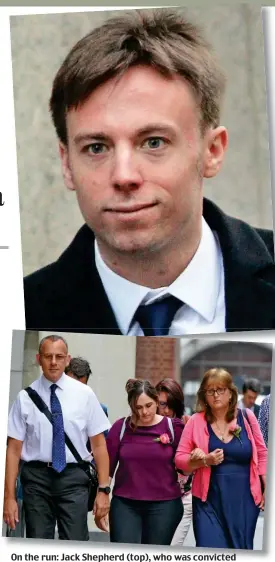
[95,218,226,335]
[237,399,255,414]
[8,373,111,463]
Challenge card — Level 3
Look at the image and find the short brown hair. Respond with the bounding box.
[38,334,68,355]
[64,356,92,380]
[196,368,238,423]
[125,378,158,428]
[50,8,226,145]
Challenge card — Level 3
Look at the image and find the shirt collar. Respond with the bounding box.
[41,372,66,390]
[95,217,222,333]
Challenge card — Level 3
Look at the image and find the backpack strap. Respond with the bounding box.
[119,417,127,441]
[167,416,174,443]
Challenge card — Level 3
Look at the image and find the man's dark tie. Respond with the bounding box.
[50,383,66,473]
[135,295,183,336]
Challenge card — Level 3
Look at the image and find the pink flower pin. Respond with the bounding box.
[229,423,242,443]
[154,433,171,445]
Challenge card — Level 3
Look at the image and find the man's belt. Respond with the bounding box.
[25,460,86,468]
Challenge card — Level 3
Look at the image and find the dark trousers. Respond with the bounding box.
[110,496,183,545]
[21,463,90,540]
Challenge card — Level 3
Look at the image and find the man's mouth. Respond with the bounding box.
[106,202,157,214]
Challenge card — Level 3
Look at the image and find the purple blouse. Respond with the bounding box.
[106,416,184,501]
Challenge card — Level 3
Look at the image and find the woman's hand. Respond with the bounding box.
[259,491,265,511]
[190,448,205,461]
[206,448,224,466]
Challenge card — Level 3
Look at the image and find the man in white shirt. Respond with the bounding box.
[24,8,275,335]
[238,378,261,419]
[3,335,111,540]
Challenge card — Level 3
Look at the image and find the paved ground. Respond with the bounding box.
[4,509,265,550]
[88,513,265,550]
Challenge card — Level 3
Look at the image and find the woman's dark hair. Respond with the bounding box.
[196,368,238,423]
[155,378,185,418]
[125,378,158,428]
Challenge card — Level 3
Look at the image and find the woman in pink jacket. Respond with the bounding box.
[175,368,267,550]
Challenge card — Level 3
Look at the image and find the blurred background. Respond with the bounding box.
[9,331,273,427]
[10,5,273,276]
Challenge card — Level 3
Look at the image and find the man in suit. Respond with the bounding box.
[65,357,109,437]
[3,335,111,540]
[238,379,261,419]
[24,8,275,336]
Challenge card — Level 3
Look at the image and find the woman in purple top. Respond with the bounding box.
[105,379,184,544]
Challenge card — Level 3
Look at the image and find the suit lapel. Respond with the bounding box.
[52,225,122,334]
[203,199,275,331]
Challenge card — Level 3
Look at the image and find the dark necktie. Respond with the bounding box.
[50,384,66,473]
[135,295,183,336]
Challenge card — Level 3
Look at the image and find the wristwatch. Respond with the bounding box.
[98,486,111,494]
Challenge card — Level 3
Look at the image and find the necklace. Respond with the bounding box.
[215,421,227,441]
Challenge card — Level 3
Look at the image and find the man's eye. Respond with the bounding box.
[143,137,165,150]
[87,143,107,154]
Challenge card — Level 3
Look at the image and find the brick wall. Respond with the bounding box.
[135,337,180,385]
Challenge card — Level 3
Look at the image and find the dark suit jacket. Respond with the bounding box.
[253,403,260,420]
[24,198,275,333]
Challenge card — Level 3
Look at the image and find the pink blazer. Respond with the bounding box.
[175,409,267,505]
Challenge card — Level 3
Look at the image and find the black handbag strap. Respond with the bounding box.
[241,408,253,434]
[25,386,83,464]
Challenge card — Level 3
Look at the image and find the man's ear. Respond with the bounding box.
[203,126,228,179]
[59,142,75,191]
[36,353,41,366]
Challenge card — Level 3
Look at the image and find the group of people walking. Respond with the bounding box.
[103,369,267,550]
[4,335,267,550]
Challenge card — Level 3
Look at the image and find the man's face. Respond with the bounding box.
[36,339,70,383]
[243,389,258,409]
[60,65,227,262]
[66,371,88,385]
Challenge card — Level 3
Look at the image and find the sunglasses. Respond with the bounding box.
[159,401,169,408]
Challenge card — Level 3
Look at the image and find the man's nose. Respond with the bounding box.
[111,147,143,190]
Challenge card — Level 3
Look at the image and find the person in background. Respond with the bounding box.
[258,394,270,447]
[4,335,110,540]
[101,379,184,545]
[155,378,192,546]
[65,357,109,437]
[175,368,267,550]
[238,378,261,419]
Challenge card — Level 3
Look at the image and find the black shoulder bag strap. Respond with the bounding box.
[25,386,83,464]
[241,407,264,492]
[242,408,252,432]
